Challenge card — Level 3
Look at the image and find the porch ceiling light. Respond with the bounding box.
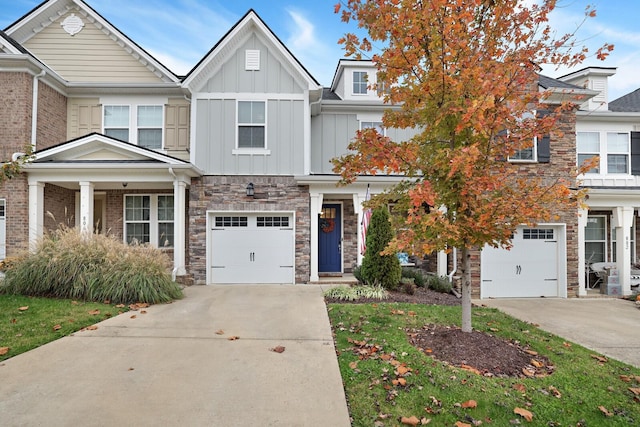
[246,182,255,197]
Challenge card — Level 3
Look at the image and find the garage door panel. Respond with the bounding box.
[210,214,294,284]
[482,227,560,298]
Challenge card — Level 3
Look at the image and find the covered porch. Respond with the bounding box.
[24,134,202,279]
[578,189,640,297]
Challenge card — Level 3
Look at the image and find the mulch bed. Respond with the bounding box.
[327,286,554,377]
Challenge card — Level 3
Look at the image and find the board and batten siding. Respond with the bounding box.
[22,11,165,83]
[311,113,419,174]
[201,34,304,94]
[195,98,305,175]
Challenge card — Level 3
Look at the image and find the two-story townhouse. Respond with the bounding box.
[2,0,600,299]
[1,0,200,284]
[558,67,640,297]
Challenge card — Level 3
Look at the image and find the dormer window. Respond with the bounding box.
[353,71,368,95]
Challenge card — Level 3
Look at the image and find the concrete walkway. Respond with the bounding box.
[477,298,640,368]
[0,285,351,427]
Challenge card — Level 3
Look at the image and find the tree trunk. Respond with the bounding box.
[460,246,473,332]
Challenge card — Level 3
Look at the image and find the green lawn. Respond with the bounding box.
[328,302,640,426]
[0,294,127,362]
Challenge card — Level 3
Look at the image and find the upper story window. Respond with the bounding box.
[508,111,537,162]
[104,104,164,149]
[353,71,368,95]
[237,101,266,149]
[577,131,629,174]
[360,121,385,136]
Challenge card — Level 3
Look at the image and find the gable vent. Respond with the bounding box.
[245,50,260,71]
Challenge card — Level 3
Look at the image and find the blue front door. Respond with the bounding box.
[318,204,341,273]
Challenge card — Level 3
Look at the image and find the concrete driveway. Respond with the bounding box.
[477,298,640,368]
[0,285,351,427]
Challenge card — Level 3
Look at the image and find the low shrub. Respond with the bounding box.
[324,285,389,301]
[0,227,183,304]
[353,265,364,283]
[401,267,426,287]
[426,274,453,294]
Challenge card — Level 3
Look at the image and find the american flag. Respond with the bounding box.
[360,184,372,255]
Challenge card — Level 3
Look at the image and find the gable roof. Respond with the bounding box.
[32,133,198,172]
[5,0,179,84]
[0,30,28,54]
[183,9,321,93]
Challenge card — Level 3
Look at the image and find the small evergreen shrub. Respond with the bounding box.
[401,267,426,287]
[361,207,402,290]
[0,227,183,304]
[353,265,364,283]
[427,274,453,294]
[400,278,416,295]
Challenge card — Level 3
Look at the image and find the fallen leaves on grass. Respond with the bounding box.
[52,324,62,331]
[514,407,533,422]
[18,306,28,311]
[591,354,608,363]
[628,387,640,396]
[88,310,101,315]
[80,325,98,332]
[0,347,9,356]
[461,400,477,408]
[598,405,613,417]
[454,422,471,427]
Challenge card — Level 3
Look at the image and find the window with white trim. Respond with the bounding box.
[237,101,266,149]
[508,111,537,162]
[585,215,606,263]
[577,131,600,173]
[577,131,630,174]
[353,71,368,94]
[124,195,174,247]
[360,121,385,136]
[104,104,164,149]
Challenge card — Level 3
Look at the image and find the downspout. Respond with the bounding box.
[448,247,458,283]
[31,70,46,151]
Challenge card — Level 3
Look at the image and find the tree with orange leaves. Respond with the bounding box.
[333,0,611,332]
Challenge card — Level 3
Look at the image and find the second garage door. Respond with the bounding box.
[210,213,295,284]
[481,226,562,298]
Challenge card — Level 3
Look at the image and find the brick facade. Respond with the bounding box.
[44,184,76,231]
[36,82,67,149]
[0,72,32,161]
[466,108,579,297]
[188,175,310,284]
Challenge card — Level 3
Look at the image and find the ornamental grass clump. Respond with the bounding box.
[0,227,182,304]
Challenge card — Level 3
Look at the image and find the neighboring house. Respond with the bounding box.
[557,67,640,297]
[1,0,628,299]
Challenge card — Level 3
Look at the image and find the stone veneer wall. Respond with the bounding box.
[466,108,579,298]
[342,199,357,273]
[188,176,310,285]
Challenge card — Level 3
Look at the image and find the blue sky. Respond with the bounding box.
[1,1,638,100]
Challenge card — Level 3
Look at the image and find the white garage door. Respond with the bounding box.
[210,214,294,284]
[481,226,560,298]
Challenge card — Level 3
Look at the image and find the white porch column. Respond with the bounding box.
[310,192,324,282]
[353,192,365,266]
[79,181,94,236]
[613,206,634,296]
[28,180,44,251]
[173,179,187,277]
[577,207,588,297]
[437,251,448,277]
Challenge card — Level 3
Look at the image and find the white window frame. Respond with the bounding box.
[123,194,174,248]
[360,121,386,136]
[136,105,164,150]
[577,130,630,175]
[353,71,368,95]
[585,215,607,264]
[508,111,537,163]
[233,100,270,155]
[101,96,166,149]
